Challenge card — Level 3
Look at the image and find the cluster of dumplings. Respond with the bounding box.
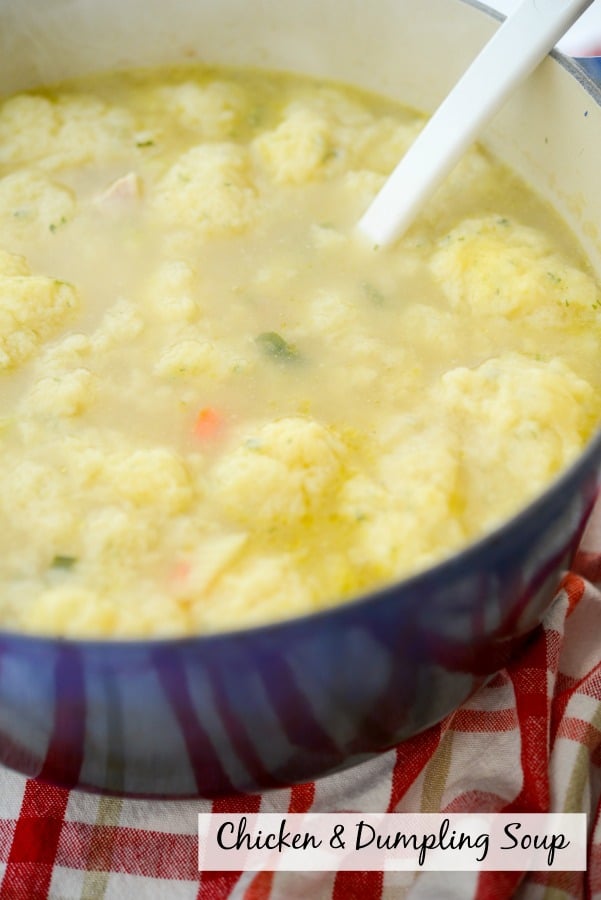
[0,67,599,636]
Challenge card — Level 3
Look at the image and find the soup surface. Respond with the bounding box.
[0,65,600,637]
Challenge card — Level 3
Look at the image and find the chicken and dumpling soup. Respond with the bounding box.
[0,65,600,637]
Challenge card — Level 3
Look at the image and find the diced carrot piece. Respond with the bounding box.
[171,560,191,584]
[193,406,224,440]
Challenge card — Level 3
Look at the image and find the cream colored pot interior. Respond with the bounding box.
[1,0,600,266]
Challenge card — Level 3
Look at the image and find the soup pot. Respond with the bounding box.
[1,0,601,798]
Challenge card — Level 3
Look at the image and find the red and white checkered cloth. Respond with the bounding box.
[2,503,601,900]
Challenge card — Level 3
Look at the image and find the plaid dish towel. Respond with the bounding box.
[0,498,600,900]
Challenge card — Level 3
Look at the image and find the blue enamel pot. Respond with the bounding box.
[0,0,600,796]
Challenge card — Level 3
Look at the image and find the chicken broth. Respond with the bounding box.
[0,65,600,637]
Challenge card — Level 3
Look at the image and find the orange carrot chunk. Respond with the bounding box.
[193,406,224,440]
[171,560,191,584]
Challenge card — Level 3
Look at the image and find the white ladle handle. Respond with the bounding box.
[357,0,595,247]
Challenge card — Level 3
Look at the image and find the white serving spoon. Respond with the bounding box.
[357,0,596,247]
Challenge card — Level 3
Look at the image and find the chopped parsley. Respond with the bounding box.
[49,216,68,233]
[255,331,299,362]
[361,281,386,306]
[51,555,77,570]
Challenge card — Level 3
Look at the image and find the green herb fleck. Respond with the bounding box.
[49,216,67,233]
[51,555,77,570]
[361,281,386,306]
[136,138,155,148]
[255,331,299,362]
[247,107,264,128]
[497,217,510,226]
[547,271,562,285]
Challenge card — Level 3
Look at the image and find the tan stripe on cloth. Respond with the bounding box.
[81,795,123,900]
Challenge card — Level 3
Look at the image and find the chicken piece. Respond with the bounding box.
[95,172,142,211]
